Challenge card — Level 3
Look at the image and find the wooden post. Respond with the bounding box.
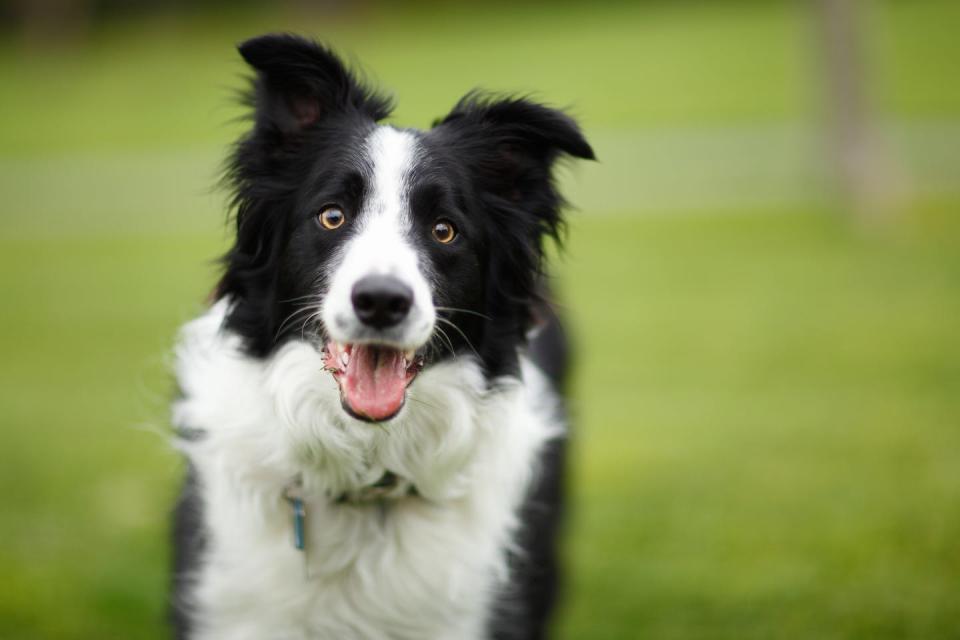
[814,0,902,221]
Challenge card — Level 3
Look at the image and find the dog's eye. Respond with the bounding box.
[431,219,457,244]
[318,206,345,230]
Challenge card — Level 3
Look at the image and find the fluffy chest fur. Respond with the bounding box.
[172,301,561,639]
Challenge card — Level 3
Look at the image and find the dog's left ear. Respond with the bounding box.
[238,34,392,137]
[432,94,595,223]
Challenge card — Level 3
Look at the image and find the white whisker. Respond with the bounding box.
[434,306,491,321]
[275,303,321,340]
[435,316,481,360]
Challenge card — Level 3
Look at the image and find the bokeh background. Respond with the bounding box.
[1,0,958,637]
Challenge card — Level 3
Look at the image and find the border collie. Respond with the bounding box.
[170,34,594,639]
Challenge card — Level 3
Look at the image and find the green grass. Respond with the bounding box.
[556,206,960,639]
[1,207,958,638]
[1,0,959,638]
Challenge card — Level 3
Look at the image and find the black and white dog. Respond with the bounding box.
[170,34,593,639]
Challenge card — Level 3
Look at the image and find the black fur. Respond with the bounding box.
[420,96,593,378]
[174,34,593,638]
[170,464,205,638]
[488,311,571,639]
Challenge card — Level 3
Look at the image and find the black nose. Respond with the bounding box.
[351,275,413,329]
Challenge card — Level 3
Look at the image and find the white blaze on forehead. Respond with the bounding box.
[349,126,420,275]
[365,126,417,224]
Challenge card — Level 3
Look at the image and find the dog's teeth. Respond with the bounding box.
[403,349,415,361]
[340,353,349,367]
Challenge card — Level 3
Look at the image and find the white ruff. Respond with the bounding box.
[172,300,561,639]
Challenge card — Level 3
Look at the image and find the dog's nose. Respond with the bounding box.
[351,275,413,329]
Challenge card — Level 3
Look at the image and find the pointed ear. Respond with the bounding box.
[433,94,594,201]
[237,34,392,136]
[432,93,594,240]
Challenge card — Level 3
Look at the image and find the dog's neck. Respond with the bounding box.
[285,470,417,506]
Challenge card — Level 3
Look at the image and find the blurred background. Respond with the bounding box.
[1,0,958,637]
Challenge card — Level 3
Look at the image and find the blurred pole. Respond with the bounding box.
[814,0,903,221]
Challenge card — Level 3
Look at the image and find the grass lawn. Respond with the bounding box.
[557,205,960,639]
[0,1,958,638]
[1,206,958,638]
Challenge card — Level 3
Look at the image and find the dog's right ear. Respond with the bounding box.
[238,34,392,136]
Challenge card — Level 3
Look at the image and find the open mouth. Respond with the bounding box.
[324,342,424,422]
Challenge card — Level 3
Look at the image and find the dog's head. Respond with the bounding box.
[217,34,593,423]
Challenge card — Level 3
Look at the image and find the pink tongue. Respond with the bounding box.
[342,345,408,421]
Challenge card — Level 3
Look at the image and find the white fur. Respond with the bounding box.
[172,299,561,639]
[322,127,435,351]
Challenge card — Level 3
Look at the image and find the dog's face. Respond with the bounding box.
[218,35,593,422]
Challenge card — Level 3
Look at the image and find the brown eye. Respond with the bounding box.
[318,206,345,230]
[432,219,457,244]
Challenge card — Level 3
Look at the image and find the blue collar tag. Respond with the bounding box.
[283,480,307,553]
[290,497,305,551]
